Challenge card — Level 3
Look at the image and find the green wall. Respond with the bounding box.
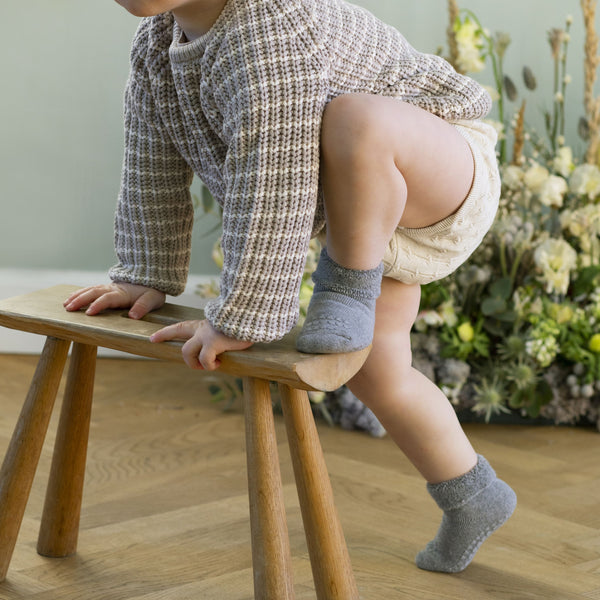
[0,1,594,277]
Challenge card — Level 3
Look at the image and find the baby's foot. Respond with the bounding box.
[416,455,517,573]
[296,249,383,354]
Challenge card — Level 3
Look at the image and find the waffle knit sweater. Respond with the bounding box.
[108,0,492,342]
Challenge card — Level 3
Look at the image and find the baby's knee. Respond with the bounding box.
[321,94,387,165]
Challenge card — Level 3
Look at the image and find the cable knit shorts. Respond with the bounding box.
[382,119,500,285]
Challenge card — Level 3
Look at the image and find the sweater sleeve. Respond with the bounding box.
[383,48,492,121]
[203,11,328,342]
[109,28,195,296]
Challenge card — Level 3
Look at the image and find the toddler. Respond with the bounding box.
[65,0,516,573]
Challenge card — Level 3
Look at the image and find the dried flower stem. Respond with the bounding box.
[512,100,527,165]
[582,0,600,163]
[447,0,464,73]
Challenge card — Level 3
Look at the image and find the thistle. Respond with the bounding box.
[472,376,511,422]
[498,334,528,361]
[506,361,538,391]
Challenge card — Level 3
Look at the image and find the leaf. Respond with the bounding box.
[473,338,490,357]
[482,296,507,315]
[508,389,525,409]
[504,75,518,101]
[522,66,537,90]
[535,379,554,405]
[579,116,591,141]
[573,265,600,296]
[490,277,513,300]
[482,319,506,337]
[495,310,519,323]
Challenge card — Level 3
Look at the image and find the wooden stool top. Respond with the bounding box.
[0,285,370,392]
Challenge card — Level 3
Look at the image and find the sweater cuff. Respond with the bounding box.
[108,265,187,297]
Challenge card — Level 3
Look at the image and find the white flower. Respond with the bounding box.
[483,85,500,102]
[438,300,458,327]
[523,164,550,193]
[533,238,577,295]
[414,310,444,332]
[562,204,600,238]
[454,18,486,73]
[502,164,524,191]
[526,337,559,368]
[475,266,492,284]
[553,146,574,177]
[569,164,600,199]
[457,46,486,73]
[538,175,568,207]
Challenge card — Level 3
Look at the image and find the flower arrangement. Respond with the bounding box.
[414,0,600,428]
[197,1,600,434]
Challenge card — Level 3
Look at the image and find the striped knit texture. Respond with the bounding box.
[109,0,492,342]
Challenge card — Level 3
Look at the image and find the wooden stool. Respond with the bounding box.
[0,285,369,599]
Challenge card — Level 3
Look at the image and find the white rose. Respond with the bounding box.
[454,18,486,73]
[543,269,571,295]
[538,175,568,208]
[457,46,486,73]
[534,238,577,271]
[523,164,550,193]
[533,238,577,294]
[569,164,600,199]
[553,146,574,177]
[502,165,524,191]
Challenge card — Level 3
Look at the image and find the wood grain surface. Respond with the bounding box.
[0,285,370,392]
[1,355,600,599]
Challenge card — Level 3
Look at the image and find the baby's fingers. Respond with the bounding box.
[63,287,93,307]
[85,289,131,316]
[64,286,111,313]
[150,321,198,343]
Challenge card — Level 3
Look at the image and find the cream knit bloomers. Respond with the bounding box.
[382,118,500,285]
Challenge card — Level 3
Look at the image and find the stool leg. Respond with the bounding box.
[37,342,97,557]
[243,377,295,600]
[279,384,359,600]
[0,336,70,582]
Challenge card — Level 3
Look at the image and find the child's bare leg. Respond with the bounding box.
[297,94,474,353]
[349,278,516,573]
[347,279,476,482]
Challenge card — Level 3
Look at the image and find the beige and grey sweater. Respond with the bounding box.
[109,0,491,342]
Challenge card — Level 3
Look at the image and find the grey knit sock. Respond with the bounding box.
[416,455,517,573]
[296,249,383,354]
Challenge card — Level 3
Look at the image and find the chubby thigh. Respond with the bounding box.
[382,119,500,285]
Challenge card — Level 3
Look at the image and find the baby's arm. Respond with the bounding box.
[109,22,195,298]
[203,13,329,343]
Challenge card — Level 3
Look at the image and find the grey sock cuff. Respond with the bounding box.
[426,455,496,511]
[313,249,384,300]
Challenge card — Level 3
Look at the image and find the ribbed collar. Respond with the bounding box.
[169,0,236,63]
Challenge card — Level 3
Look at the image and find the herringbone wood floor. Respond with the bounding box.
[1,353,600,599]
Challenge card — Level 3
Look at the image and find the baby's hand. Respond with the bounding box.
[150,319,252,371]
[64,282,166,319]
